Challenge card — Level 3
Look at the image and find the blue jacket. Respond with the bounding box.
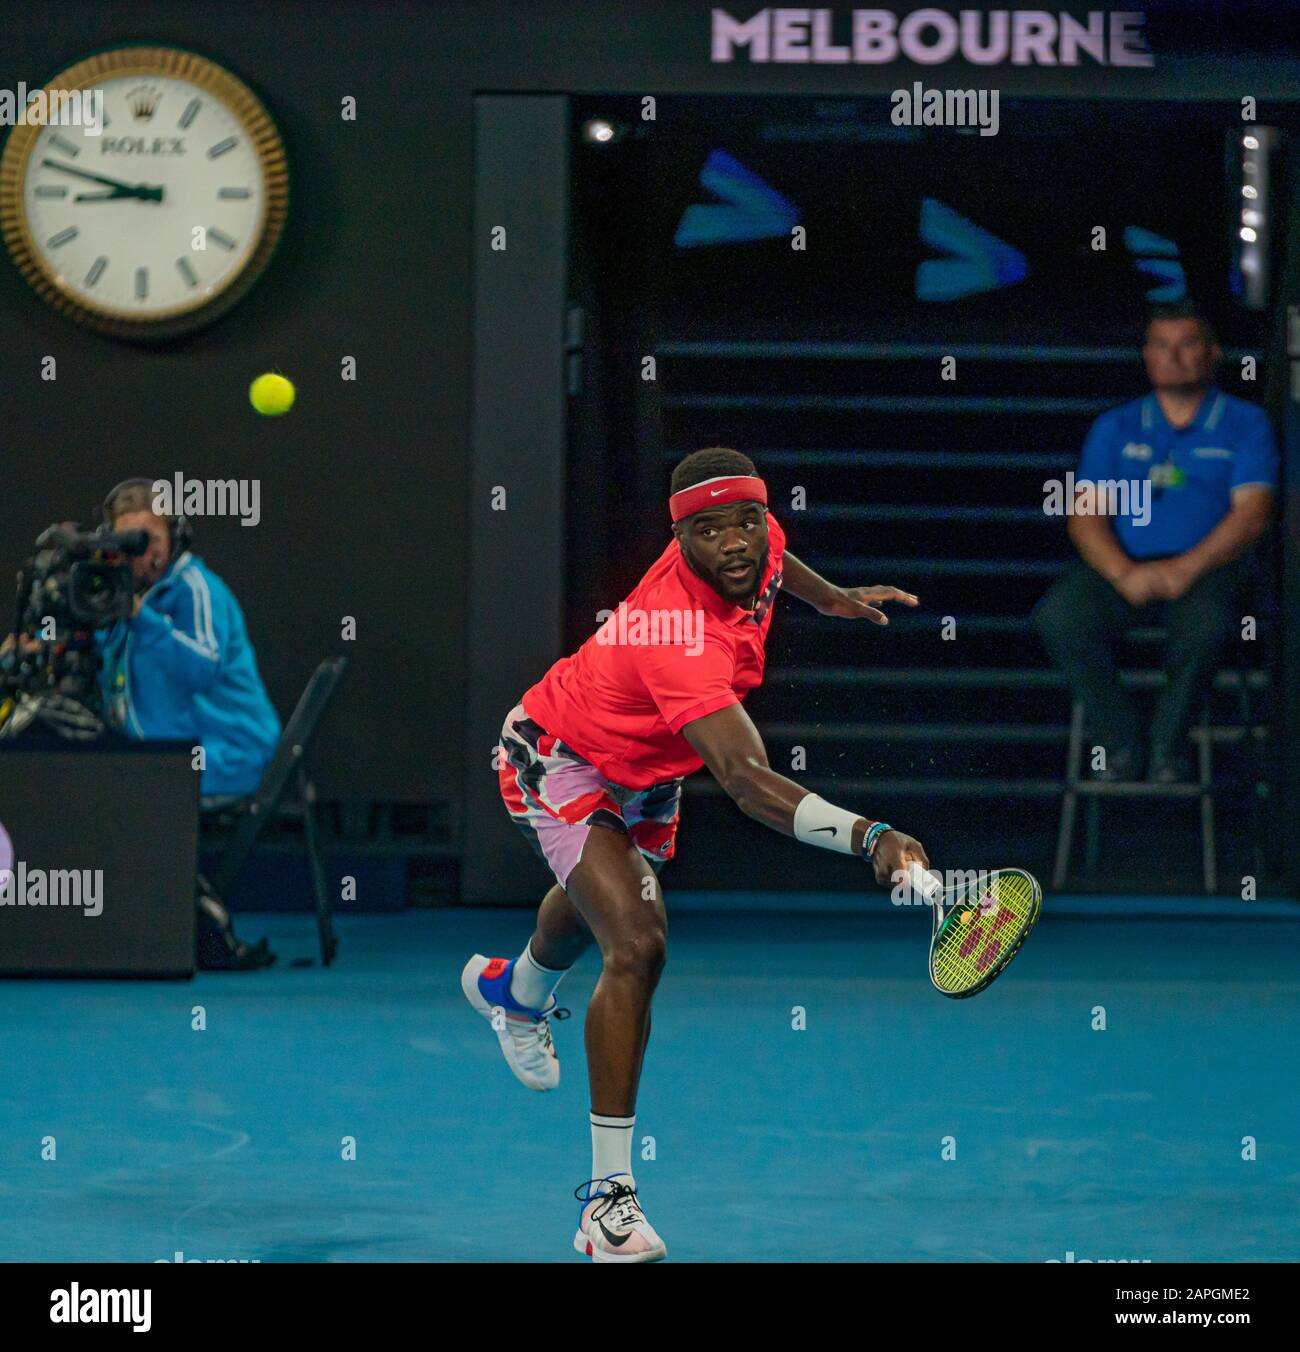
[97,552,281,797]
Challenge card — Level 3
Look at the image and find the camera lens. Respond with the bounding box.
[68,561,134,625]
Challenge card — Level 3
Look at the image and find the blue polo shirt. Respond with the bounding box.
[1075,387,1278,559]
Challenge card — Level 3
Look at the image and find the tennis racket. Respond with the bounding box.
[906,862,1042,998]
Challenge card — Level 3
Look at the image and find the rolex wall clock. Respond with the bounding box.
[0,46,288,341]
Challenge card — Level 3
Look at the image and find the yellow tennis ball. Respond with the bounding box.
[249,372,295,416]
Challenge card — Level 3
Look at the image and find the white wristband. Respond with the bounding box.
[792,793,860,856]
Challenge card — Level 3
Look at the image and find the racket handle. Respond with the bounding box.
[907,861,943,903]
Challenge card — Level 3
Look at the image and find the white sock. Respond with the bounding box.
[590,1112,635,1190]
[508,940,567,1011]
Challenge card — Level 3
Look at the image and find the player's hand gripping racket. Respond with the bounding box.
[906,862,1042,998]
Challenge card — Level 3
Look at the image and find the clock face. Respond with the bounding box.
[0,48,287,339]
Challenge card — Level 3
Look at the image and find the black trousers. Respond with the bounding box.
[1032,562,1240,760]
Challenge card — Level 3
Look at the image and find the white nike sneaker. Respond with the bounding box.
[573,1177,667,1263]
[461,953,566,1091]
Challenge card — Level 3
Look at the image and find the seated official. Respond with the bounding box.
[1033,302,1277,784]
[98,479,281,799]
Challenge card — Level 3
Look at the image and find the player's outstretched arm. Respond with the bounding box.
[682,702,929,885]
[781,551,918,623]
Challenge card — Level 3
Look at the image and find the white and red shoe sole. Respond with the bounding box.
[572,1228,668,1263]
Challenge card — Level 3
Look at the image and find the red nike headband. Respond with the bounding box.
[669,474,768,523]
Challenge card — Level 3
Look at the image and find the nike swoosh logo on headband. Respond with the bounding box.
[710,489,727,496]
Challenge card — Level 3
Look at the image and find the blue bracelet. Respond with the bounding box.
[862,822,892,858]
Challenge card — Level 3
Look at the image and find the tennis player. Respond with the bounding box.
[463,447,929,1262]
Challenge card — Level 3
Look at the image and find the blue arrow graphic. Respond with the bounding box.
[1124,226,1186,300]
[674,149,800,248]
[917,197,1028,302]
[1123,225,1180,257]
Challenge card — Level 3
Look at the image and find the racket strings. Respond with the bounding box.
[931,871,1038,995]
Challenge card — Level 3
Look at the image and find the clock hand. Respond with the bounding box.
[74,185,164,202]
[42,158,162,200]
[42,158,143,192]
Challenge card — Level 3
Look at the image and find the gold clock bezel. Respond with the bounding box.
[0,45,289,341]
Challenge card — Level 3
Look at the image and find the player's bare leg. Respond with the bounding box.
[562,823,668,1261]
[528,883,595,971]
[563,823,665,1114]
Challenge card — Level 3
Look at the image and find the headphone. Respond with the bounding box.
[100,477,193,555]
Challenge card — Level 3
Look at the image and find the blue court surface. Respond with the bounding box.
[2,902,1297,1263]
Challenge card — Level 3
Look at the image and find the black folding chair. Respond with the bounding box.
[1051,630,1262,895]
[202,657,349,965]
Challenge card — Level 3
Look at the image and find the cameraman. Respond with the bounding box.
[99,479,280,796]
[100,478,280,970]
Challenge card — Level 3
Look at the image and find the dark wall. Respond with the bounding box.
[5,0,1300,840]
[1,0,462,809]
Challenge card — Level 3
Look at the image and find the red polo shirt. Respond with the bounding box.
[522,515,786,788]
